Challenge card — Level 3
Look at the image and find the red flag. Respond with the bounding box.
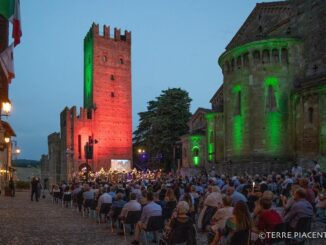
[9,0,22,46]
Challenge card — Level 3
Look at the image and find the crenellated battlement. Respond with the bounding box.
[62,106,94,122]
[88,23,131,42]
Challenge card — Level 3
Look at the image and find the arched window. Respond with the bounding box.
[243,53,249,68]
[258,26,263,33]
[119,58,124,64]
[272,49,279,63]
[236,56,242,69]
[266,86,277,111]
[253,50,261,65]
[262,49,270,64]
[281,48,288,64]
[193,147,199,157]
[308,107,314,124]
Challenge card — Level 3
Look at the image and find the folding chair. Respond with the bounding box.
[62,193,72,208]
[143,216,164,245]
[122,210,142,241]
[97,203,111,224]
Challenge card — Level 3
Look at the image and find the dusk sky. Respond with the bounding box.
[8,0,275,160]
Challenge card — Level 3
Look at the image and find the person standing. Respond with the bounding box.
[36,178,43,200]
[291,162,303,179]
[31,177,38,201]
[9,177,15,197]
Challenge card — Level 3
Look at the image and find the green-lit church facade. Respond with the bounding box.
[178,0,326,174]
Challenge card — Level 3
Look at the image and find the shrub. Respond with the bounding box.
[15,181,30,189]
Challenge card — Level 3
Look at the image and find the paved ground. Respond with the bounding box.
[0,191,207,245]
[0,191,325,245]
[0,191,136,245]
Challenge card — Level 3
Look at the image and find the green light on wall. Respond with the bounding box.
[233,115,243,154]
[267,112,281,152]
[208,143,214,161]
[233,85,242,93]
[205,113,216,162]
[232,85,243,154]
[193,156,199,166]
[84,30,94,108]
[191,135,202,166]
[265,77,281,153]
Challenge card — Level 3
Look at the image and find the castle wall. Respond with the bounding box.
[48,132,61,185]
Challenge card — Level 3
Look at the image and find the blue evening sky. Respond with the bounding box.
[8,0,275,160]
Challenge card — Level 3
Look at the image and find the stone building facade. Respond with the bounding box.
[180,0,326,174]
[47,133,61,185]
[44,24,133,183]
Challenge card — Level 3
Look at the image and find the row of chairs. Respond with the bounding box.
[98,204,167,244]
[53,193,194,244]
[52,192,73,208]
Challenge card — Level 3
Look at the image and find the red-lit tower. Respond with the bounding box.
[60,23,132,178]
[85,23,132,169]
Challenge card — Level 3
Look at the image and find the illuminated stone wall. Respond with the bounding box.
[219,38,304,162]
[294,85,326,159]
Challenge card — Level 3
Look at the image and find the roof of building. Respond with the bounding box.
[0,120,16,137]
[210,85,224,103]
[226,1,291,50]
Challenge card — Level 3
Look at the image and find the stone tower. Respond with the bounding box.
[83,23,132,168]
[59,24,132,181]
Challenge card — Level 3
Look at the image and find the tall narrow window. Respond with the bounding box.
[253,50,260,65]
[78,135,81,159]
[308,107,314,124]
[281,48,288,64]
[272,49,279,63]
[262,49,270,64]
[236,56,242,69]
[243,53,249,68]
[235,91,241,115]
[110,74,115,81]
[267,86,277,111]
[193,148,199,157]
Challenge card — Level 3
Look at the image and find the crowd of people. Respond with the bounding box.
[48,161,326,244]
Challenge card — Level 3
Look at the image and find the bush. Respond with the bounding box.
[15,181,30,189]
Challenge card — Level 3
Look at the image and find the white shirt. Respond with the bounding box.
[291,166,303,178]
[314,164,321,173]
[97,193,112,208]
[120,199,142,218]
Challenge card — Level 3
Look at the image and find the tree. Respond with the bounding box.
[133,88,192,171]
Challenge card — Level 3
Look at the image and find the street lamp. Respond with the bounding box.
[1,101,12,116]
[4,137,10,143]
